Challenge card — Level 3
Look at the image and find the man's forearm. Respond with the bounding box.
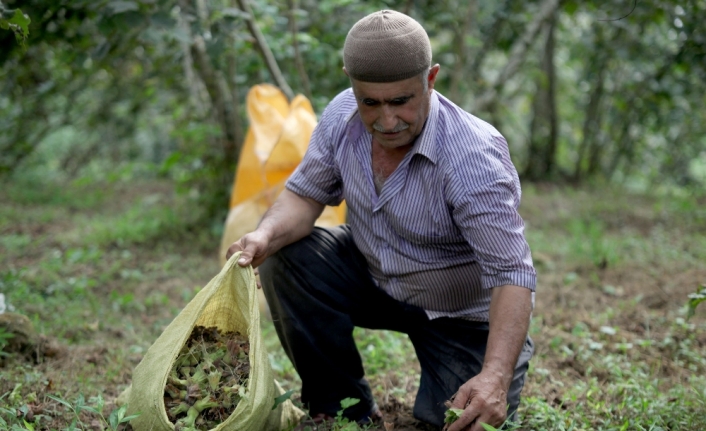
[257,188,325,255]
[482,285,533,390]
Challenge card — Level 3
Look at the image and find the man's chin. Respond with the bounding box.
[375,132,413,149]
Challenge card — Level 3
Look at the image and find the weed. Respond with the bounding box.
[687,284,706,320]
[47,393,139,431]
[0,327,13,357]
[80,200,187,248]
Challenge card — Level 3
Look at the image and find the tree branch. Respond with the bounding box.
[226,38,243,152]
[470,0,514,80]
[191,34,239,165]
[449,0,477,103]
[236,0,294,100]
[177,0,208,117]
[288,0,312,101]
[473,0,560,112]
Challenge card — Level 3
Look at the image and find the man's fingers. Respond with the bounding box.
[237,253,252,266]
[225,246,252,267]
[230,240,256,267]
[447,402,481,431]
[254,268,262,289]
[226,241,245,262]
[449,387,471,409]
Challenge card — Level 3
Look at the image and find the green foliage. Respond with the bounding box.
[0,4,30,47]
[566,219,620,269]
[0,327,14,358]
[444,407,463,424]
[82,198,187,248]
[2,0,705,229]
[353,328,413,376]
[47,393,140,431]
[272,389,295,411]
[687,284,706,321]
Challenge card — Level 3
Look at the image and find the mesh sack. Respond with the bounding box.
[122,253,304,430]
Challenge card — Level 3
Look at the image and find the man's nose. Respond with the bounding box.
[379,105,397,130]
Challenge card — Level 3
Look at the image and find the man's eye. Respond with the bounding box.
[391,98,409,105]
[362,99,378,106]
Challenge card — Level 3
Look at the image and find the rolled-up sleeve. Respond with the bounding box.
[447,135,536,291]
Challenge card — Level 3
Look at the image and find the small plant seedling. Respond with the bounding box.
[333,398,362,430]
[47,394,139,431]
[687,284,706,320]
[272,389,295,411]
[444,407,464,424]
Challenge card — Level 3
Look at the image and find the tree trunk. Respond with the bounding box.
[288,0,312,101]
[178,0,208,117]
[448,0,477,104]
[190,35,239,166]
[226,40,243,154]
[237,0,294,100]
[524,10,557,181]
[469,0,513,96]
[573,26,610,182]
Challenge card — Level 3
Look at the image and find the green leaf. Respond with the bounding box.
[564,1,579,16]
[686,284,706,320]
[78,404,100,414]
[47,395,73,409]
[66,417,78,431]
[222,8,249,19]
[444,408,464,424]
[339,397,360,410]
[120,413,141,423]
[108,1,139,15]
[0,8,31,46]
[272,389,295,410]
[7,9,29,34]
[480,423,499,431]
[108,406,120,430]
[91,394,105,412]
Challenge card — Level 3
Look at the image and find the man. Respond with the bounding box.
[226,9,535,431]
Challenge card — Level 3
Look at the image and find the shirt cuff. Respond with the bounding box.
[481,271,536,291]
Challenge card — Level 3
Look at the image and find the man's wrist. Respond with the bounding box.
[478,363,512,390]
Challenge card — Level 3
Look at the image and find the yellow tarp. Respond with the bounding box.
[219,84,346,266]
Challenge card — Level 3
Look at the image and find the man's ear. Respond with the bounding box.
[428,64,441,91]
[343,67,349,77]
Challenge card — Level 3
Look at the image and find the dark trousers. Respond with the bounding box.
[259,225,533,428]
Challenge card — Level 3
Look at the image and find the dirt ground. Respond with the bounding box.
[1,182,705,430]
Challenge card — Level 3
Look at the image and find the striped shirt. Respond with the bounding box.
[286,89,536,321]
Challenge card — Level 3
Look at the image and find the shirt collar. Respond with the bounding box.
[411,90,440,164]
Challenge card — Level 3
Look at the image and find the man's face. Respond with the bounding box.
[349,65,439,150]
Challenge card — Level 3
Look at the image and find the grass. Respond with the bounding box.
[0,176,705,430]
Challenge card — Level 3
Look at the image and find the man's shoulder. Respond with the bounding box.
[434,91,502,141]
[321,88,358,121]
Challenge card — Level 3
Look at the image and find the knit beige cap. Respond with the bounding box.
[343,10,431,83]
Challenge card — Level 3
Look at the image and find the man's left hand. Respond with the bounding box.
[444,371,508,431]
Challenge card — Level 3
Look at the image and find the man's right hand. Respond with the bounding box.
[225,189,324,269]
[226,230,270,268]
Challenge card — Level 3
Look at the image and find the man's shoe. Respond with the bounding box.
[357,404,383,425]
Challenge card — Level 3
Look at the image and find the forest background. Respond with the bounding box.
[1,0,706,430]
